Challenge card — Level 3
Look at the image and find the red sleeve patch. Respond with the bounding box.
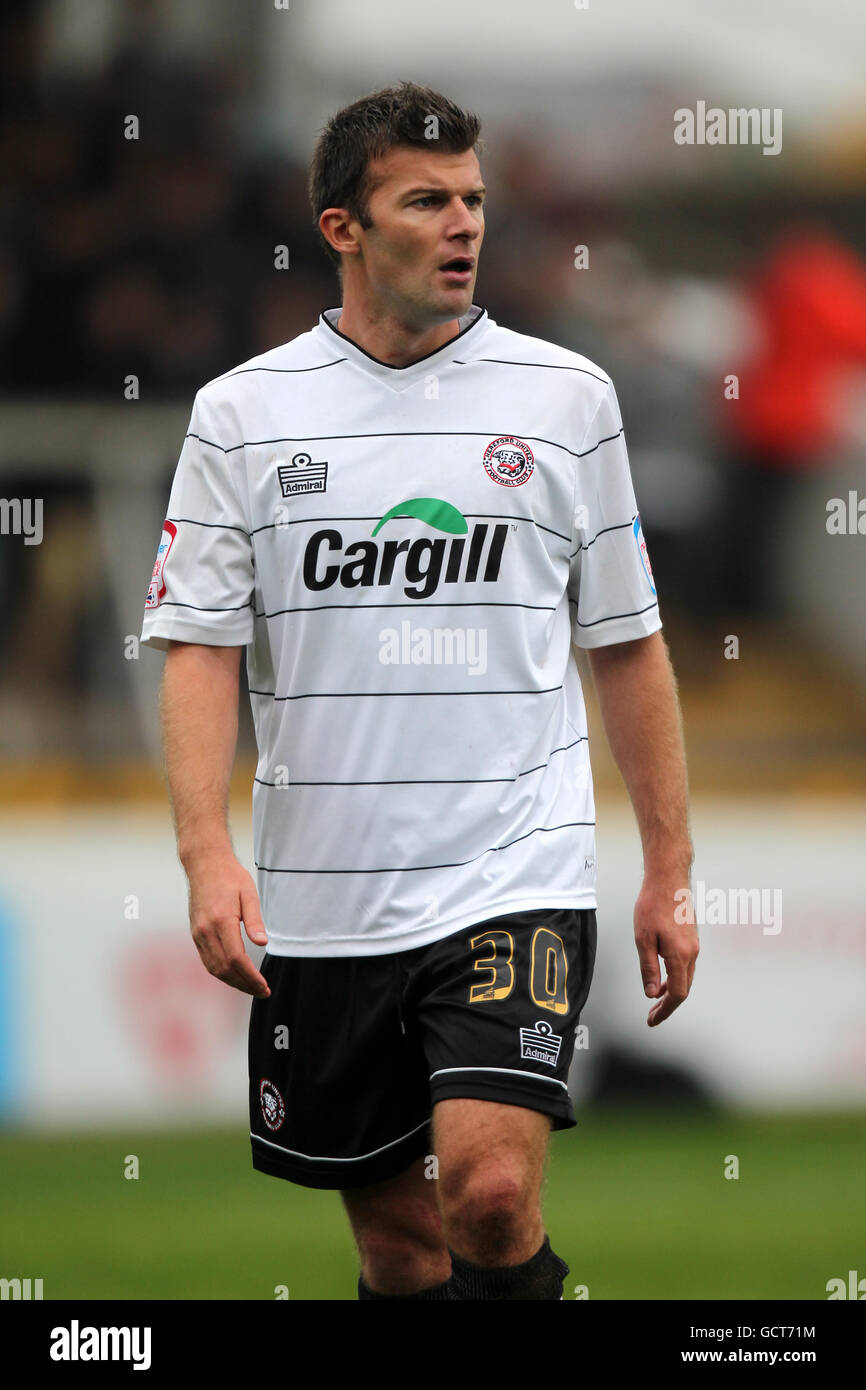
[145,520,177,609]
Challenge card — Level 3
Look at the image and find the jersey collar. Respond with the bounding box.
[316,304,489,391]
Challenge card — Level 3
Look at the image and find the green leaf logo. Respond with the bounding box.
[371,497,468,538]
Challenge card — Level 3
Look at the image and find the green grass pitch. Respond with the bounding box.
[0,1109,861,1300]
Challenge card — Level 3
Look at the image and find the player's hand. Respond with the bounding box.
[185,850,270,998]
[633,874,698,1027]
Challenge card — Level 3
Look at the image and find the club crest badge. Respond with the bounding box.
[482,436,534,487]
[259,1078,285,1131]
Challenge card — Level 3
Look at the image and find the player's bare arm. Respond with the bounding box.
[160,640,270,999]
[585,630,697,1027]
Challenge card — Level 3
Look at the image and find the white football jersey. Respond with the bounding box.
[141,304,661,956]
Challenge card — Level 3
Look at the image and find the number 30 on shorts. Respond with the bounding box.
[468,927,569,1015]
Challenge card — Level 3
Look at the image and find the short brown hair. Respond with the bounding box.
[308,80,483,279]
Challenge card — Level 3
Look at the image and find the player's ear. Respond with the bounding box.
[319,208,359,261]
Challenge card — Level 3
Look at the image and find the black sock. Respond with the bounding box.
[448,1234,569,1300]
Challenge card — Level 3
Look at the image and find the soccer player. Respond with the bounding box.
[141,81,697,1301]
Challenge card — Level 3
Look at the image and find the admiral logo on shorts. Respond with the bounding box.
[260,1078,285,1131]
[519,1020,563,1067]
[278,452,329,496]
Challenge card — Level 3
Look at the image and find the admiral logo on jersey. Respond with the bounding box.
[278,452,329,496]
[302,495,508,600]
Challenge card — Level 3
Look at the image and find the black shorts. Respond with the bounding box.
[249,905,596,1190]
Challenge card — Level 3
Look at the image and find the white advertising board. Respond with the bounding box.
[0,797,863,1124]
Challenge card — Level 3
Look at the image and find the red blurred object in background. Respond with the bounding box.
[723,229,866,466]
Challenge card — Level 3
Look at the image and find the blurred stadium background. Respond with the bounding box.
[0,0,864,1301]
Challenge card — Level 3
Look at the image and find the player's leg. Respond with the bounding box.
[340,1154,452,1298]
[434,1097,568,1298]
[411,906,597,1298]
[248,949,436,1301]
[432,1096,550,1266]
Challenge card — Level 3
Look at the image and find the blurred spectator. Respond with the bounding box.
[550,239,743,622]
[717,228,866,615]
[0,9,325,397]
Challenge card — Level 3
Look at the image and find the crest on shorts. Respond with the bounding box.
[482,436,534,487]
[259,1077,285,1131]
[519,1020,562,1067]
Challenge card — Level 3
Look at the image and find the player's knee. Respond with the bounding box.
[358,1229,445,1294]
[354,1198,445,1274]
[440,1164,531,1258]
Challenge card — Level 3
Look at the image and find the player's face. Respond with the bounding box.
[352,145,485,325]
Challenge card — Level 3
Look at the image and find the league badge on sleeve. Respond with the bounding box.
[633,514,656,596]
[145,520,177,609]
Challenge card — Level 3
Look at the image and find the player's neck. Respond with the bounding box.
[336,299,462,368]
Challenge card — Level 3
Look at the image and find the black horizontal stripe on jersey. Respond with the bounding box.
[570,599,659,627]
[157,510,566,544]
[253,735,587,788]
[146,599,254,613]
[452,357,610,386]
[185,427,623,464]
[186,432,232,453]
[213,358,348,383]
[252,599,557,619]
[249,512,571,543]
[166,515,251,536]
[247,683,564,701]
[256,819,595,876]
[568,518,635,560]
[576,427,624,460]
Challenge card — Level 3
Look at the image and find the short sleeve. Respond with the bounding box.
[569,380,662,648]
[140,392,255,651]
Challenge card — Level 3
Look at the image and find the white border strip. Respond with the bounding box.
[430,1065,568,1093]
[250,1118,429,1164]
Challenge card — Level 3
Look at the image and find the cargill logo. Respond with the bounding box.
[303,496,508,600]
